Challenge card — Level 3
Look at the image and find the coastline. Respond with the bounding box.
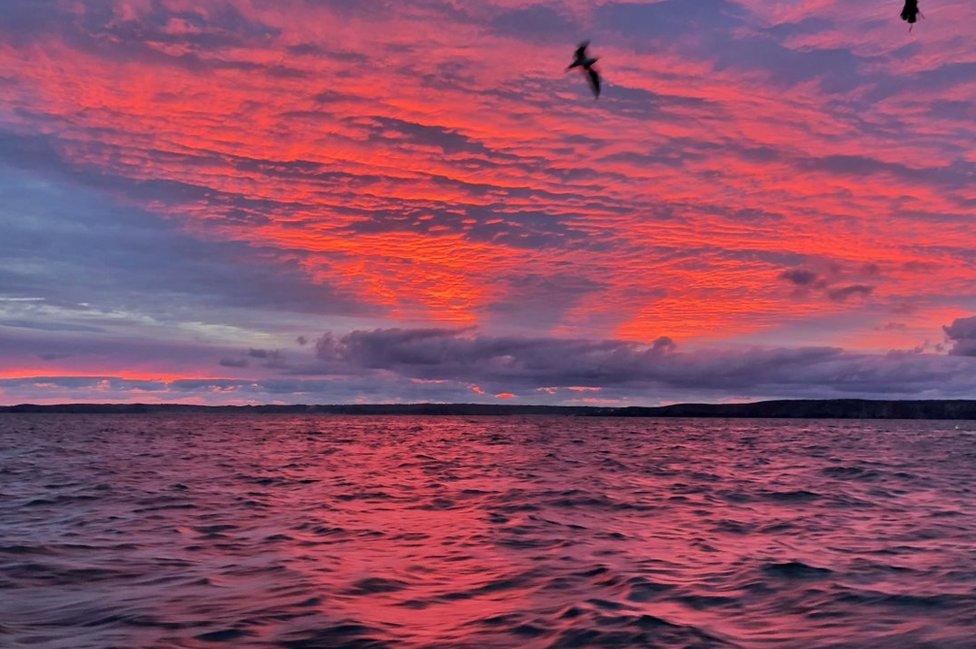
[4,399,976,419]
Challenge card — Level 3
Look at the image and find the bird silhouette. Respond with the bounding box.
[567,41,600,98]
[900,0,922,29]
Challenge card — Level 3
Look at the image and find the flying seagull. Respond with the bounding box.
[900,0,922,29]
[567,41,600,98]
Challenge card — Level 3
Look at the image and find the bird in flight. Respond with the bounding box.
[567,41,600,98]
[900,0,922,29]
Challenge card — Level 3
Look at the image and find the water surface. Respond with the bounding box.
[1,415,974,647]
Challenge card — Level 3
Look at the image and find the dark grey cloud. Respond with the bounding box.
[826,284,874,302]
[215,348,289,370]
[779,263,878,304]
[651,336,676,354]
[365,117,493,157]
[249,348,287,368]
[944,316,976,357]
[219,357,249,368]
[780,268,821,287]
[300,326,976,400]
[6,321,976,404]
[312,326,678,386]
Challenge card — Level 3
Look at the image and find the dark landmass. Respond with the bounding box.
[3,399,976,419]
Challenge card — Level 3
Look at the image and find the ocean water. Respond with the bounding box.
[1,415,974,648]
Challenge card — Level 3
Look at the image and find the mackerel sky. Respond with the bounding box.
[1,0,975,404]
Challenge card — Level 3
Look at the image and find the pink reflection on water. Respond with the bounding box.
[1,415,974,647]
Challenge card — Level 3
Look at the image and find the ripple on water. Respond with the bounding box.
[0,415,974,648]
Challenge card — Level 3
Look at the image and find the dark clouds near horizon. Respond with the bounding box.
[301,327,976,397]
[5,322,976,404]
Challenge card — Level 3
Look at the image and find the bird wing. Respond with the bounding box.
[574,42,589,60]
[901,0,919,22]
[586,67,600,97]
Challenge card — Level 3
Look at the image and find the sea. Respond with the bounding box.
[1,415,974,648]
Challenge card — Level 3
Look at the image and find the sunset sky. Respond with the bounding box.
[1,0,975,405]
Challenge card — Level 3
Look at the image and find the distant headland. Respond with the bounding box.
[3,399,976,419]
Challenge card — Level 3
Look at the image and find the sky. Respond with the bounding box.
[1,0,974,405]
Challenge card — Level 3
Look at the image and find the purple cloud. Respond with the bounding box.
[7,324,976,405]
[781,268,821,287]
[945,316,976,356]
[299,327,976,400]
[826,284,874,302]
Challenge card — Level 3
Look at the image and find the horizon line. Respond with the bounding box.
[5,399,976,421]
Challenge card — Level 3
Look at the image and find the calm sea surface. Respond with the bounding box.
[1,415,974,648]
